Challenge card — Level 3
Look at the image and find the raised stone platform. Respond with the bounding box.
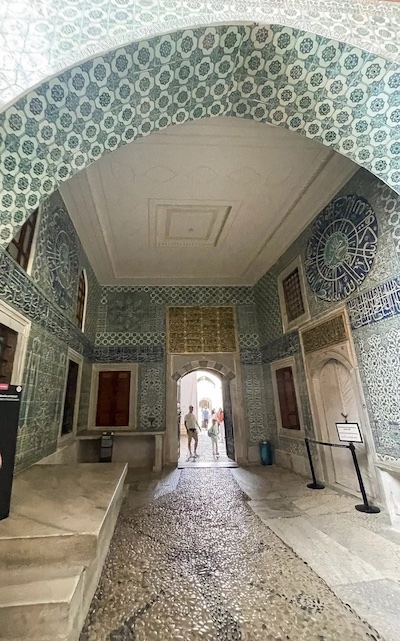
[0,463,127,641]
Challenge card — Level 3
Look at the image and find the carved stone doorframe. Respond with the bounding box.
[165,353,247,467]
[299,308,381,502]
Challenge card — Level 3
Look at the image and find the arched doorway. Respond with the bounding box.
[166,354,247,467]
[177,368,236,466]
[1,22,400,244]
[318,358,371,495]
[303,330,379,501]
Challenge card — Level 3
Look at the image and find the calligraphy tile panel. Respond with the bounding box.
[168,306,237,354]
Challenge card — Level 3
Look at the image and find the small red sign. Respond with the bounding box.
[0,384,9,391]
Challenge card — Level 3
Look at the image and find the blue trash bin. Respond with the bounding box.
[259,440,273,466]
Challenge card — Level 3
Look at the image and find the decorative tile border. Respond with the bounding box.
[301,313,347,353]
[1,25,400,247]
[0,250,93,358]
[1,1,400,109]
[93,345,164,363]
[240,347,262,365]
[261,330,300,364]
[348,276,400,329]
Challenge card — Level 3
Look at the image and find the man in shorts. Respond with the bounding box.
[184,405,201,460]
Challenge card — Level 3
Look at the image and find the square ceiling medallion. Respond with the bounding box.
[149,199,233,248]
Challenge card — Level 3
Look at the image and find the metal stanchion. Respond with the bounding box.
[348,443,380,514]
[305,438,325,489]
[304,438,380,514]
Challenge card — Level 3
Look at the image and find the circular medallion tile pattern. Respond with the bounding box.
[1,0,400,109]
[0,24,400,246]
[46,206,79,309]
[305,195,378,301]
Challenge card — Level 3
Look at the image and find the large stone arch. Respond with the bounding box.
[2,1,400,109]
[1,23,400,244]
[172,359,235,381]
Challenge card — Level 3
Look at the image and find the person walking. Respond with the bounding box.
[208,418,220,457]
[201,406,210,431]
[184,405,201,460]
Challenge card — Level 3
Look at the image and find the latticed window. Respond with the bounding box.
[76,271,87,330]
[282,268,305,323]
[6,208,38,271]
[0,323,18,383]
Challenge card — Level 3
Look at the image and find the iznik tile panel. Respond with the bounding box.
[1,24,400,249]
[1,0,400,108]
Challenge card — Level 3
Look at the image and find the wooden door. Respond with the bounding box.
[61,359,80,435]
[96,370,131,427]
[222,379,235,460]
[275,366,301,431]
[319,359,371,496]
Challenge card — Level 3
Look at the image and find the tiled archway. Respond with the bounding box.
[1,23,400,245]
[2,0,400,108]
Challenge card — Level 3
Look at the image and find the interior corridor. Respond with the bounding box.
[79,467,400,641]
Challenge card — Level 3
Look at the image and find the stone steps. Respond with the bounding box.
[0,568,85,641]
[0,462,127,641]
[0,531,97,569]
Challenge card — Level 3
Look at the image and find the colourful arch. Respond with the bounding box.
[1,23,400,245]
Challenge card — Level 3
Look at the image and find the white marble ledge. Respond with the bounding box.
[375,461,400,476]
[77,431,165,440]
[0,463,127,539]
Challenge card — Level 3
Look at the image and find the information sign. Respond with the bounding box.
[0,384,22,520]
[336,422,363,443]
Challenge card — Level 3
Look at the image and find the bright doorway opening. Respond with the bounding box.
[177,369,237,468]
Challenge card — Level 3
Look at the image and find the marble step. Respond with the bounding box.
[0,567,85,641]
[0,530,97,569]
[0,462,127,570]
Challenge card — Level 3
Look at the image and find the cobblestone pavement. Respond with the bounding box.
[179,430,232,464]
[80,469,381,641]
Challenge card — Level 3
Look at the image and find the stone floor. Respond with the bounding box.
[178,429,236,467]
[80,468,386,641]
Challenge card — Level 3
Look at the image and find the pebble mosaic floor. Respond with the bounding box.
[178,429,232,465]
[80,469,382,641]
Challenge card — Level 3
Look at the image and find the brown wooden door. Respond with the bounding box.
[96,371,131,427]
[222,379,235,460]
[61,360,80,435]
[276,366,300,430]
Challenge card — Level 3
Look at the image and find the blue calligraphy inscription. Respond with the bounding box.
[305,195,378,302]
[46,206,78,310]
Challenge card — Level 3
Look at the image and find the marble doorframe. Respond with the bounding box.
[165,353,248,466]
[300,309,382,503]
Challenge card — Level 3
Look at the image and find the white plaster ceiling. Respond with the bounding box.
[60,117,358,286]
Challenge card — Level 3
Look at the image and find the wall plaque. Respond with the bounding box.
[336,422,363,443]
[302,314,347,354]
[168,306,236,354]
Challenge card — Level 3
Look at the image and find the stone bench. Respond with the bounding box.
[0,462,127,641]
[77,430,164,472]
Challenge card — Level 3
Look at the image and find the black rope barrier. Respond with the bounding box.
[304,437,380,514]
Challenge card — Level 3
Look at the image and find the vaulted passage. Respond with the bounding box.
[1,4,400,641]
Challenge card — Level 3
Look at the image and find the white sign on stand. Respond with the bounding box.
[336,422,363,443]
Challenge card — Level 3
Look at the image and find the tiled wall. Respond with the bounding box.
[7,166,400,470]
[255,168,400,463]
[95,285,268,442]
[0,190,101,471]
